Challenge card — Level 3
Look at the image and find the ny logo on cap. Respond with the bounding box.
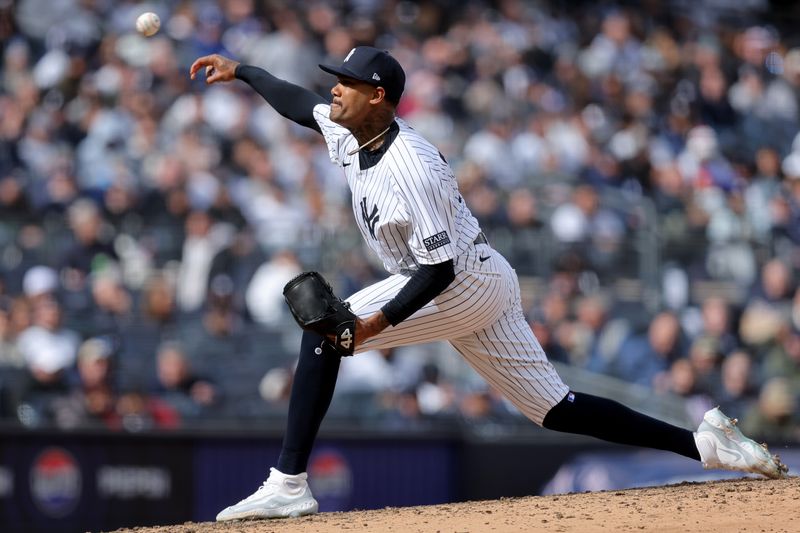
[344,48,356,62]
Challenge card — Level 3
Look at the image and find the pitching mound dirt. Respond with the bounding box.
[106,476,799,533]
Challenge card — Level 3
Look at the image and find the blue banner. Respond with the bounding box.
[542,449,800,494]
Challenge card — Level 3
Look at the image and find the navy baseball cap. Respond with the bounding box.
[319,46,406,104]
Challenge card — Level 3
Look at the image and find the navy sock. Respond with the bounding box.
[276,332,342,475]
[542,391,700,461]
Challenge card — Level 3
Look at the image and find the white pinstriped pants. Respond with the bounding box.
[347,243,570,425]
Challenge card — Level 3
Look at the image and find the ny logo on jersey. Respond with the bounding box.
[360,197,380,239]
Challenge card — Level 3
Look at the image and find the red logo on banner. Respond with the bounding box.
[30,447,82,517]
[308,449,352,500]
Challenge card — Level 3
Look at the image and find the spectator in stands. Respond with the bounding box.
[761,323,800,394]
[6,297,32,347]
[114,390,180,432]
[415,363,457,418]
[258,364,294,416]
[717,349,758,422]
[378,387,423,428]
[86,266,133,339]
[327,347,396,419]
[60,198,118,285]
[180,273,249,367]
[22,265,58,303]
[663,358,714,425]
[750,258,794,312]
[336,249,384,297]
[139,155,190,266]
[175,209,232,314]
[695,64,737,141]
[229,146,309,252]
[54,336,118,429]
[101,179,142,237]
[1,223,50,296]
[245,249,302,328]
[550,185,626,278]
[738,301,785,358]
[745,146,783,244]
[604,311,685,387]
[502,187,543,273]
[0,298,22,367]
[740,377,800,443]
[335,348,393,396]
[686,335,723,396]
[463,112,521,189]
[578,9,642,82]
[17,297,79,380]
[138,273,180,338]
[693,297,739,356]
[108,273,181,393]
[572,293,629,370]
[457,384,519,423]
[665,358,696,399]
[208,227,265,316]
[151,341,220,422]
[15,297,80,425]
[0,172,34,230]
[650,164,709,270]
[528,291,570,364]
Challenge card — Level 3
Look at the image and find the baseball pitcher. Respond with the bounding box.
[189,47,786,521]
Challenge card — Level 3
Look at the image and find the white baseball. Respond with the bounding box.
[136,12,161,37]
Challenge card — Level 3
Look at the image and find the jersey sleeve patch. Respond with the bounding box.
[423,231,451,251]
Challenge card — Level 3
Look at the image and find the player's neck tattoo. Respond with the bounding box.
[349,109,395,155]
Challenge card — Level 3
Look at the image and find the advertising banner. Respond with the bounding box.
[192,437,457,521]
[0,434,193,533]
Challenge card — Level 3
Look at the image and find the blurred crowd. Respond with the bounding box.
[1,0,800,442]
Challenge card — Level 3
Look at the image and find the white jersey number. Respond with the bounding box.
[339,328,353,350]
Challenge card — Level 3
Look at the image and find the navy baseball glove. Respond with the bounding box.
[283,271,356,356]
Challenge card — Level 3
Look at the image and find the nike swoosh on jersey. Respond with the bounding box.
[343,162,351,167]
[479,255,491,262]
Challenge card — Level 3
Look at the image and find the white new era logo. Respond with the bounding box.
[372,73,381,81]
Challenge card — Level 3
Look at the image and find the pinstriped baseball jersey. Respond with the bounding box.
[313,104,481,274]
[313,103,569,425]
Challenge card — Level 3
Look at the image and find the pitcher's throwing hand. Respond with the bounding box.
[189,54,240,84]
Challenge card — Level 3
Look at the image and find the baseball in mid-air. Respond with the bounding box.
[135,12,161,37]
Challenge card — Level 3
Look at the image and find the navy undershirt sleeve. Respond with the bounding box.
[235,64,327,133]
[380,260,455,326]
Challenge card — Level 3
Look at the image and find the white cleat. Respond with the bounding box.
[694,407,788,479]
[216,468,319,521]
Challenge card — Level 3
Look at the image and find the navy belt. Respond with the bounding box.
[473,232,488,246]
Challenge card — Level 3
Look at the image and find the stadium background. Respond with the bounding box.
[1,0,800,531]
